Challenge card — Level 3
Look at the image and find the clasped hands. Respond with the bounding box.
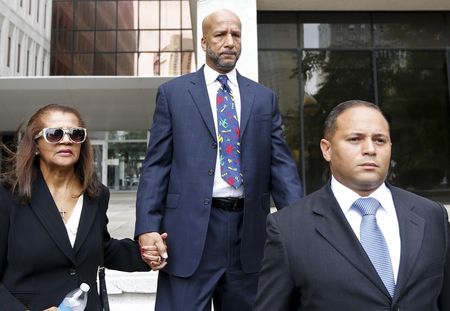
[139,232,168,271]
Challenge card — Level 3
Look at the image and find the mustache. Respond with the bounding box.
[220,51,237,56]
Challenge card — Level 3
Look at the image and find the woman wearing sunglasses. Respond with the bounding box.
[0,104,150,311]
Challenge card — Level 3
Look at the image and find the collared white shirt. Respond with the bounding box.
[64,195,83,247]
[331,176,401,282]
[204,64,244,198]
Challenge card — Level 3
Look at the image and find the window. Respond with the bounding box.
[259,51,301,178]
[94,53,115,75]
[17,44,21,72]
[44,3,47,28]
[301,50,374,192]
[7,37,11,67]
[42,51,46,75]
[95,31,116,52]
[373,13,446,48]
[258,12,450,200]
[377,51,449,190]
[26,50,30,75]
[96,2,116,30]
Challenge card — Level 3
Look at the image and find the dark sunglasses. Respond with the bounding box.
[34,127,87,144]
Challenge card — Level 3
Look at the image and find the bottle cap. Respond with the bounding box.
[80,283,90,292]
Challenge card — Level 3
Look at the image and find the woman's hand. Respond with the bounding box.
[43,307,58,311]
[139,232,168,271]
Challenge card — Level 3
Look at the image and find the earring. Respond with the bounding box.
[35,151,39,155]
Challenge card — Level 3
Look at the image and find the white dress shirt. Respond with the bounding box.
[64,195,83,247]
[204,64,244,198]
[331,176,401,282]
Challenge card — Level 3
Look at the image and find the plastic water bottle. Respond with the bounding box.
[57,283,90,311]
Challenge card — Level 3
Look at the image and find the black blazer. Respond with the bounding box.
[0,171,148,311]
[255,182,450,311]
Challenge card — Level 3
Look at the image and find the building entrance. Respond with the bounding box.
[92,141,108,185]
[107,141,147,191]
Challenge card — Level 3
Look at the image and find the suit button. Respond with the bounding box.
[69,267,77,276]
[208,169,214,175]
[211,142,217,149]
[204,198,210,205]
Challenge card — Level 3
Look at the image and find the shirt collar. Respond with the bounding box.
[331,176,393,213]
[204,64,238,88]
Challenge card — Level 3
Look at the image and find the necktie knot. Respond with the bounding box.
[217,75,229,89]
[353,197,380,216]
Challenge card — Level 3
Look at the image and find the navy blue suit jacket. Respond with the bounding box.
[255,182,450,310]
[135,67,302,277]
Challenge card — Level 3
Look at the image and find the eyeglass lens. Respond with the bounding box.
[45,128,86,143]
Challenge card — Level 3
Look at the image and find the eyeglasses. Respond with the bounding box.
[34,127,87,144]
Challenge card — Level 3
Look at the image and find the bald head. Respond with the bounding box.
[201,9,242,73]
[202,9,241,37]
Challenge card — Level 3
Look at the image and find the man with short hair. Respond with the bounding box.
[255,100,450,310]
[135,9,302,310]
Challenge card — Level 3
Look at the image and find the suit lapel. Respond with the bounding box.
[188,68,255,140]
[73,194,98,254]
[237,72,255,138]
[389,186,425,299]
[313,184,391,297]
[30,171,77,265]
[188,67,217,140]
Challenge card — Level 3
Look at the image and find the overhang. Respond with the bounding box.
[0,76,172,132]
[257,0,450,11]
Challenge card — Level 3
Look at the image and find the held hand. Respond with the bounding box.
[139,232,168,270]
[43,307,57,311]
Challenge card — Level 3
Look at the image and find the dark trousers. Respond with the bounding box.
[155,207,258,311]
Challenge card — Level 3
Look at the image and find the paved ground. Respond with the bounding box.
[107,191,138,240]
[106,191,157,311]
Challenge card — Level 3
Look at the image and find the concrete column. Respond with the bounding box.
[193,0,259,82]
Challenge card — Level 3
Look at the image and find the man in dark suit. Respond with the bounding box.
[135,9,302,311]
[255,100,450,310]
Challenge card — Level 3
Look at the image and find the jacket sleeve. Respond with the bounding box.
[438,205,450,309]
[254,213,298,310]
[0,187,28,311]
[98,187,149,272]
[135,84,173,237]
[269,92,303,209]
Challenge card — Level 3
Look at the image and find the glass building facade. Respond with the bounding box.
[49,0,195,189]
[25,8,449,197]
[51,0,195,76]
[258,12,450,201]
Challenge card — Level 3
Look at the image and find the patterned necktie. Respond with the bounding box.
[353,197,396,297]
[216,74,243,189]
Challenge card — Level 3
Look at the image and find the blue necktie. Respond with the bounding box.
[216,75,243,189]
[353,197,396,297]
